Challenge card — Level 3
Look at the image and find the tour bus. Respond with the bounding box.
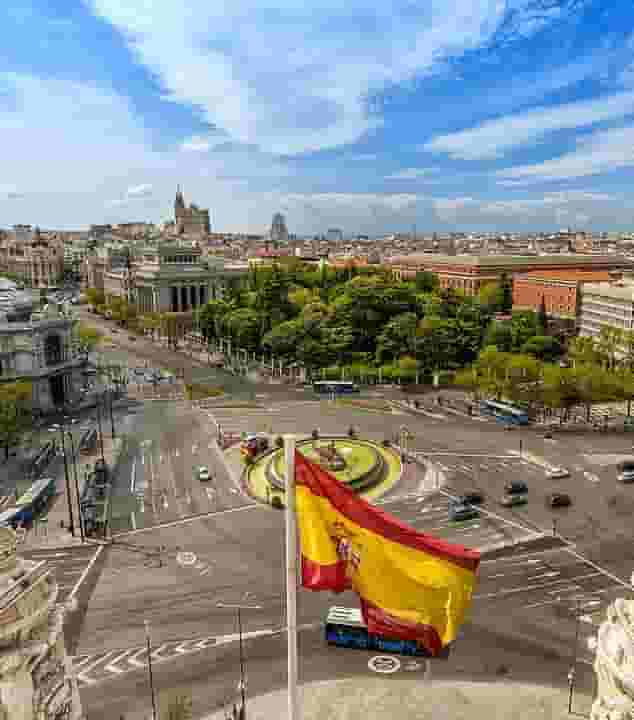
[325,606,449,658]
[479,399,529,425]
[313,381,359,395]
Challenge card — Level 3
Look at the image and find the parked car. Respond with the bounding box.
[449,503,480,522]
[504,480,528,495]
[455,491,484,506]
[197,466,211,482]
[500,494,528,508]
[547,492,572,508]
[547,467,570,479]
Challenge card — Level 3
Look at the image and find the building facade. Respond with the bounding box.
[0,307,83,410]
[129,243,248,314]
[0,228,64,288]
[512,270,613,319]
[174,187,210,236]
[0,526,83,720]
[269,213,289,245]
[388,254,632,296]
[578,280,634,340]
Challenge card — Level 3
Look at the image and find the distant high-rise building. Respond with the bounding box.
[270,213,289,245]
[326,228,343,243]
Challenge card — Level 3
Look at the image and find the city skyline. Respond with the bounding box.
[2,1,634,232]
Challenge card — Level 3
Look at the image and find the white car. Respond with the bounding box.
[547,467,570,479]
[197,466,211,482]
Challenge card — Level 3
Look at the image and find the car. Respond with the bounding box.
[197,466,211,482]
[128,335,137,341]
[504,480,528,495]
[111,328,119,334]
[448,503,480,522]
[547,492,572,508]
[547,467,570,479]
[503,424,516,431]
[543,431,553,440]
[500,494,528,508]
[455,491,484,506]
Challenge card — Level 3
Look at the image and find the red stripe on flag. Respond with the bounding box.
[360,598,444,657]
[301,556,351,592]
[295,450,480,573]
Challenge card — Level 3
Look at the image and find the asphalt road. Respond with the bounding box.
[67,391,634,720]
[67,323,634,719]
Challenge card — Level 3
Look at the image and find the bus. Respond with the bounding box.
[0,477,57,529]
[479,400,529,426]
[325,606,449,658]
[313,381,359,395]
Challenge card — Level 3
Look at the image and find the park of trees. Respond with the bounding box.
[82,262,634,421]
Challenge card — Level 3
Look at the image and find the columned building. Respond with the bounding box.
[0,228,64,288]
[131,243,247,314]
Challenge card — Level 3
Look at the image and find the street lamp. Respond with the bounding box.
[63,425,85,543]
[216,602,262,720]
[144,620,158,720]
[567,667,576,714]
[49,424,75,536]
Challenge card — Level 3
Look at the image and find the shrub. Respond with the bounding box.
[271,496,284,509]
[311,429,319,440]
[275,435,284,448]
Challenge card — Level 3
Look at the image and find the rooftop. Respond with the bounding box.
[515,269,614,282]
[388,253,631,267]
[582,280,634,301]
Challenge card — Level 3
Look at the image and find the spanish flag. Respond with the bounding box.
[295,450,480,656]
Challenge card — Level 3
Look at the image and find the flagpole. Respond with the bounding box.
[284,435,300,720]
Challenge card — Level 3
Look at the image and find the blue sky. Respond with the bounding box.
[2,0,634,233]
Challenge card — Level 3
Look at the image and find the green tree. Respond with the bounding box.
[537,296,548,334]
[521,335,563,362]
[74,323,102,357]
[496,272,513,313]
[159,689,192,720]
[478,282,500,312]
[568,335,599,367]
[509,311,540,350]
[375,312,418,364]
[597,325,623,371]
[85,288,105,310]
[0,382,32,461]
[541,364,581,423]
[225,308,263,352]
[415,271,439,294]
[484,321,514,353]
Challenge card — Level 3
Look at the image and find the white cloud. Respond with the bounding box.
[499,125,634,181]
[424,91,634,160]
[385,168,434,180]
[126,183,153,198]
[180,135,226,152]
[85,0,556,155]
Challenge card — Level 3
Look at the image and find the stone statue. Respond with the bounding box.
[591,597,634,719]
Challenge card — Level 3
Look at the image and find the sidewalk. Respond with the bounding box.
[204,677,587,720]
[19,433,122,550]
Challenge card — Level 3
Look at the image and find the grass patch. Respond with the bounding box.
[184,383,224,400]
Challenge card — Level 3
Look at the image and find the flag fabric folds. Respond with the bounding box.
[294,450,480,656]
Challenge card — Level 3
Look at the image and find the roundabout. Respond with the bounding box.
[245,436,403,505]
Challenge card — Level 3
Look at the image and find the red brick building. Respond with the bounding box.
[388,253,630,297]
[512,269,613,319]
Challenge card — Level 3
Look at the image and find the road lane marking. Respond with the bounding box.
[475,572,602,600]
[68,546,104,602]
[76,650,119,685]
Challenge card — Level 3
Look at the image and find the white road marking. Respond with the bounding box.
[105,649,137,674]
[76,650,119,685]
[68,546,103,601]
[475,572,602,600]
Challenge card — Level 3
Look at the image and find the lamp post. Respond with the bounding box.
[216,602,262,720]
[144,620,158,720]
[49,425,75,536]
[95,396,105,462]
[64,427,85,542]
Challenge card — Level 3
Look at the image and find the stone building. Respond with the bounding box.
[131,242,247,313]
[0,228,64,289]
[0,304,83,411]
[174,187,210,236]
[0,526,83,720]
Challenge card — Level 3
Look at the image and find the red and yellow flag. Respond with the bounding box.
[295,450,480,656]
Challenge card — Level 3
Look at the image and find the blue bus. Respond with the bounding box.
[0,477,56,529]
[313,381,359,395]
[479,400,529,425]
[325,606,449,658]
